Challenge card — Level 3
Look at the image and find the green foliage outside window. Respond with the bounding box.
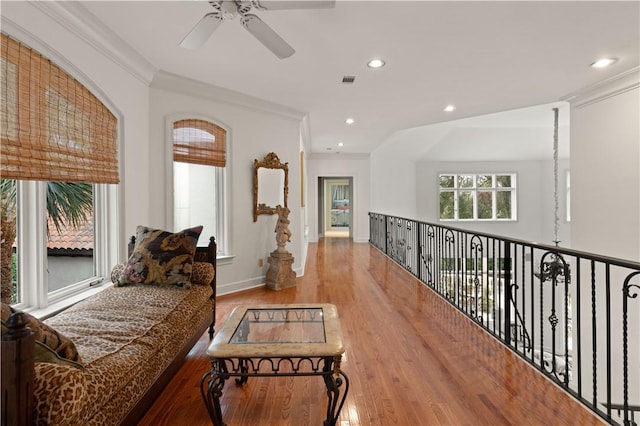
[440,175,454,188]
[441,257,508,273]
[478,191,492,219]
[458,191,474,219]
[496,191,512,219]
[440,191,455,219]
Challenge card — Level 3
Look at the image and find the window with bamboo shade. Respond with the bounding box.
[0,33,119,184]
[173,119,226,167]
[172,118,226,252]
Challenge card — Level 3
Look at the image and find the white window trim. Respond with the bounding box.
[14,182,119,315]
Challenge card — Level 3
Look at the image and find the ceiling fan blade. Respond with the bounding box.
[241,14,295,59]
[179,13,223,50]
[254,1,335,10]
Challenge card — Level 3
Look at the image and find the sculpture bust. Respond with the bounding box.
[274,204,292,252]
[266,204,296,290]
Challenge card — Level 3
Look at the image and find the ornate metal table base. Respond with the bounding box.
[201,355,349,426]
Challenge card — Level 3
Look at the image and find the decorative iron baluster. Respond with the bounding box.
[443,229,456,303]
[507,281,532,351]
[470,235,483,323]
[536,251,571,385]
[622,273,639,426]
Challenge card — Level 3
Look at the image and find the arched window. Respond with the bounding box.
[1,33,119,309]
[172,119,227,254]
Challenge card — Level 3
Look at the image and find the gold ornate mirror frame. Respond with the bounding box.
[253,152,289,222]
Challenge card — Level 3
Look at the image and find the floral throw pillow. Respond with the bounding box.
[118,225,203,288]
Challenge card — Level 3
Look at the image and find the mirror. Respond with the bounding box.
[253,152,288,221]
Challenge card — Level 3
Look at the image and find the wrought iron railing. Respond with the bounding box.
[369,212,640,426]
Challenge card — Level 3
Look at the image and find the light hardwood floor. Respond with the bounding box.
[139,238,604,426]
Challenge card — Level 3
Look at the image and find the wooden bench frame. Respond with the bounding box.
[1,236,217,426]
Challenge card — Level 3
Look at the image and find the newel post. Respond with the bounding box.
[1,312,35,426]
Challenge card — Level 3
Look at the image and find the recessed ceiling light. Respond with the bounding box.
[591,57,617,68]
[367,58,385,69]
[338,142,344,147]
[444,105,456,112]
[345,118,355,125]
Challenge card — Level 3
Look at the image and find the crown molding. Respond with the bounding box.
[29,1,157,85]
[560,67,640,109]
[151,70,306,122]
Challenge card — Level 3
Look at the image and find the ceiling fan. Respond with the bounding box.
[180,1,335,59]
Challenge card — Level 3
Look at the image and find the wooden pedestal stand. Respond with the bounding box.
[266,251,296,291]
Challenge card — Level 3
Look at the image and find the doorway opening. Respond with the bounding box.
[318,177,353,239]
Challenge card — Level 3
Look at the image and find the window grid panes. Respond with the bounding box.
[439,173,517,221]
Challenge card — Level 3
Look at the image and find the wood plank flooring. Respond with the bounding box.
[138,238,605,426]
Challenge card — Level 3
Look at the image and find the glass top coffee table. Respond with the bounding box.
[200,304,349,426]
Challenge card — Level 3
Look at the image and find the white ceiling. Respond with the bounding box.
[71,1,639,155]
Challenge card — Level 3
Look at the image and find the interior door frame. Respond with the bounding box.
[317,176,353,239]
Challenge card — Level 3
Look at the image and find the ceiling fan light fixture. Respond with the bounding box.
[220,1,238,19]
[367,58,385,69]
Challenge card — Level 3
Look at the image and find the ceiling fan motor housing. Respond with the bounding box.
[220,2,238,19]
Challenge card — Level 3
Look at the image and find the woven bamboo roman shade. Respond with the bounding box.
[0,33,119,184]
[173,119,226,167]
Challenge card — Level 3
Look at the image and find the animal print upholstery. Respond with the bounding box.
[190,261,215,285]
[1,303,82,365]
[33,363,87,426]
[37,283,212,425]
[110,262,125,284]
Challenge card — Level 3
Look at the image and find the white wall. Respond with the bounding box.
[307,154,370,243]
[149,72,305,295]
[570,72,640,261]
[369,134,418,219]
